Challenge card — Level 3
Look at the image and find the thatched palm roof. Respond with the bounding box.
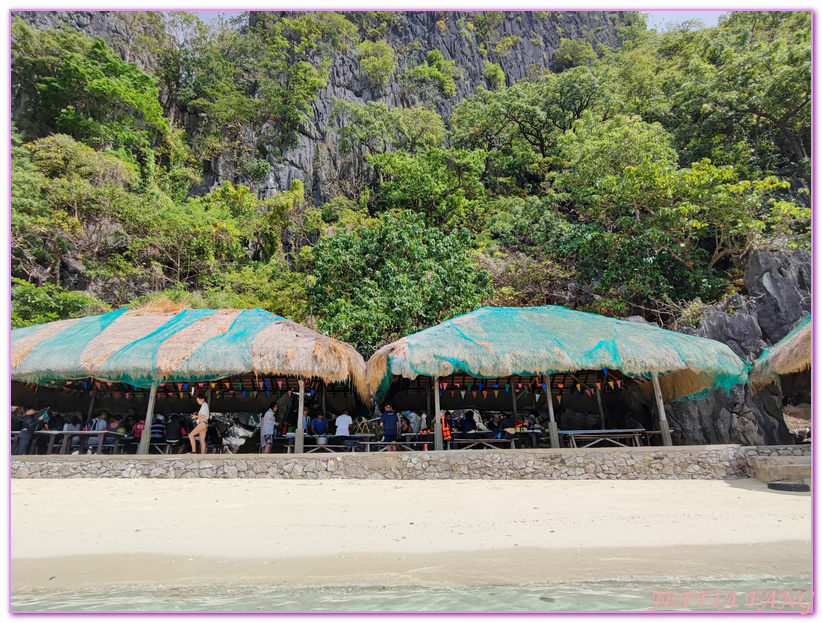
[11,307,369,401]
[367,305,750,402]
[749,315,811,392]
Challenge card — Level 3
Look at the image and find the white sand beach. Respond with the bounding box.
[11,478,811,591]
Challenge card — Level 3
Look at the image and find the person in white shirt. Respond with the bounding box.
[335,409,353,436]
[188,394,210,454]
[260,402,278,453]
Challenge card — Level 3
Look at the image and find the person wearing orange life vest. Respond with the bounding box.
[440,410,452,441]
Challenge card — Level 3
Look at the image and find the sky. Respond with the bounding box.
[195,10,727,31]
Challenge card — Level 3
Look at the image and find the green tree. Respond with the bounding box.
[553,37,597,69]
[11,277,110,328]
[306,210,492,354]
[402,49,457,98]
[367,148,487,228]
[356,39,397,90]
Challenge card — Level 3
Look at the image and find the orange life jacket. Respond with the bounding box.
[441,416,452,441]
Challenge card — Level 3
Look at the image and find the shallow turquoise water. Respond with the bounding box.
[11,576,813,612]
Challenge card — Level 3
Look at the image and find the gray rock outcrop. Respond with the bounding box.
[666,249,810,446]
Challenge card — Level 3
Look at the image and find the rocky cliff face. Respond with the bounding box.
[666,249,811,446]
[14,10,632,204]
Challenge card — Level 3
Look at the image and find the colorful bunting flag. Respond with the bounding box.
[596,382,601,390]
[460,390,466,399]
[616,380,622,388]
[494,390,499,398]
[471,391,477,398]
[608,381,614,389]
[482,391,487,398]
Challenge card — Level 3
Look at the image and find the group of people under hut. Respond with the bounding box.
[11,393,220,455]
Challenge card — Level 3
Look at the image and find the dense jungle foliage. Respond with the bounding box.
[10,11,811,355]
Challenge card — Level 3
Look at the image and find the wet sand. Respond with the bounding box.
[11,478,811,590]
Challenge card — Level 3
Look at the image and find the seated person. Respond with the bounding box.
[150,415,167,442]
[205,423,222,451]
[164,415,187,453]
[399,415,413,435]
[310,413,328,435]
[498,413,517,440]
[458,410,478,437]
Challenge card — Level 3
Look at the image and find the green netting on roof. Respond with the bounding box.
[10,307,371,399]
[372,305,750,401]
[94,308,219,388]
[750,314,811,391]
[10,309,129,384]
[163,308,282,383]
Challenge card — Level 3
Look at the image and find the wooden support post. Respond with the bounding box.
[322,383,327,416]
[433,376,443,451]
[510,376,518,420]
[595,384,605,429]
[138,382,158,455]
[426,377,432,429]
[543,374,560,449]
[206,386,212,405]
[652,375,673,446]
[295,379,305,454]
[86,380,97,425]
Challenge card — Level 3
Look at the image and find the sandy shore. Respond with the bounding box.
[11,478,811,590]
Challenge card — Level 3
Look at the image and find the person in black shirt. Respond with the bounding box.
[164,415,187,453]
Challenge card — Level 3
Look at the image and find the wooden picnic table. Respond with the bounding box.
[31,430,127,455]
[558,428,645,449]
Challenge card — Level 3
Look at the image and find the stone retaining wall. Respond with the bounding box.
[11,445,809,480]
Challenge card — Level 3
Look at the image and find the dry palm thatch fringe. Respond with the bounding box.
[750,315,811,392]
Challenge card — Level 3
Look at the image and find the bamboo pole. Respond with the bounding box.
[652,374,673,446]
[86,380,97,425]
[137,382,158,455]
[433,376,443,451]
[426,377,431,429]
[510,376,518,420]
[543,374,560,448]
[295,379,305,454]
[594,384,605,429]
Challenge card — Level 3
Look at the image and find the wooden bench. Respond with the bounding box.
[359,441,432,452]
[449,438,516,450]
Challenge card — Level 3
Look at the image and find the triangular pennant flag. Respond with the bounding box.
[455,383,460,388]
[288,390,292,396]
[616,380,622,388]
[264,381,269,388]
[494,390,499,398]
[243,391,247,397]
[576,391,581,397]
[608,381,614,389]
[278,380,283,389]
[253,391,258,397]
[524,390,530,397]
[440,390,444,396]
[82,382,87,389]
[557,395,562,403]
[535,393,541,401]
[558,383,564,389]
[467,383,473,390]
[472,391,477,398]
[602,367,608,375]
[478,383,483,391]
[494,384,499,389]
[125,393,130,399]
[450,390,455,396]
[224,381,230,389]
[596,382,601,390]
[483,391,487,398]
[576,384,581,391]
[518,383,522,389]
[585,389,591,396]
[541,383,546,392]
[460,390,466,399]
[266,391,270,396]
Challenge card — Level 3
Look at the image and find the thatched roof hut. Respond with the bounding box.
[367,305,750,403]
[749,315,811,392]
[12,307,369,402]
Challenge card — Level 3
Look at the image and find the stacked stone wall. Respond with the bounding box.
[11,445,809,480]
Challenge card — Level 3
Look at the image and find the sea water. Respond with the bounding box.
[11,575,813,612]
